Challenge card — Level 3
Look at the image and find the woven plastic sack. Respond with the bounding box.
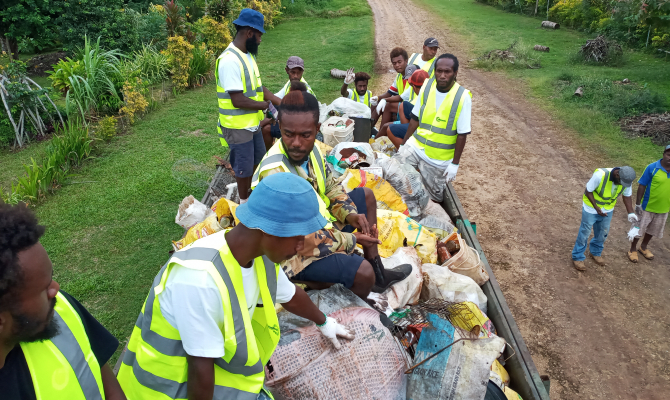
[210,197,240,227]
[172,215,222,250]
[420,263,487,314]
[267,285,408,400]
[340,169,409,215]
[376,209,437,264]
[380,247,423,309]
[444,235,490,286]
[374,156,429,218]
[175,195,214,229]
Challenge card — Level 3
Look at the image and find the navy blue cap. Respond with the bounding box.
[235,173,328,237]
[233,8,266,34]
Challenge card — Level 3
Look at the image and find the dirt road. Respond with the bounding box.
[366,0,670,398]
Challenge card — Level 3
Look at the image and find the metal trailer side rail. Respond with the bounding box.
[441,183,551,400]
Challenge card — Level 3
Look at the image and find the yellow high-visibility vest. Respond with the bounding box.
[117,238,281,400]
[413,79,471,161]
[279,77,316,98]
[408,53,436,77]
[350,89,372,107]
[409,88,417,105]
[582,168,624,212]
[20,292,106,400]
[215,44,265,146]
[251,141,335,229]
[394,73,409,96]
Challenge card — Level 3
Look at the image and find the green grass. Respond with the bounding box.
[22,10,373,365]
[0,141,51,190]
[281,0,372,18]
[417,0,670,172]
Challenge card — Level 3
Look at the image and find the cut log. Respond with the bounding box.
[534,45,550,52]
[622,78,630,83]
[574,86,584,97]
[330,68,347,79]
[541,21,560,29]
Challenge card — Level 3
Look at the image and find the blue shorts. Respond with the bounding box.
[293,253,366,288]
[341,187,367,233]
[388,123,409,139]
[402,101,414,120]
[229,130,266,178]
[270,121,282,139]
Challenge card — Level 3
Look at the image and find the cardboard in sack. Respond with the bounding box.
[376,209,437,264]
[444,234,490,286]
[175,195,214,229]
[172,215,222,250]
[381,247,423,310]
[267,285,408,400]
[407,313,506,400]
[341,169,409,216]
[420,263,488,314]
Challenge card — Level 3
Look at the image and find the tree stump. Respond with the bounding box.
[330,68,347,79]
[534,45,550,52]
[574,86,584,97]
[541,21,560,29]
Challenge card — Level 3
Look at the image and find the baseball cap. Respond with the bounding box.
[286,56,304,70]
[409,69,430,87]
[235,173,327,237]
[233,8,266,34]
[403,64,419,80]
[424,37,439,48]
[618,166,636,188]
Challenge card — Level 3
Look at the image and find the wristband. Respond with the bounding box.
[316,313,328,327]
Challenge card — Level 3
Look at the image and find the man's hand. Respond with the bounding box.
[628,213,639,223]
[346,213,370,235]
[344,67,355,85]
[595,206,608,217]
[370,96,378,107]
[353,232,381,247]
[317,316,355,350]
[443,163,459,183]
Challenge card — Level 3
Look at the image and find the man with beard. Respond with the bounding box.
[401,54,472,203]
[408,37,440,78]
[261,56,316,150]
[340,71,376,108]
[370,47,410,126]
[252,82,412,301]
[0,204,125,399]
[216,8,282,204]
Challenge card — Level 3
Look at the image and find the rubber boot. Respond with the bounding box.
[370,256,412,293]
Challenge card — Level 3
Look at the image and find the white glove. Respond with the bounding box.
[443,163,459,183]
[343,67,355,85]
[627,226,640,242]
[628,213,639,223]
[376,99,387,114]
[316,316,355,350]
[370,96,378,107]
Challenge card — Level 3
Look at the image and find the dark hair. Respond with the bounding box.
[278,81,320,124]
[354,72,371,83]
[390,47,408,61]
[0,204,45,311]
[435,53,459,72]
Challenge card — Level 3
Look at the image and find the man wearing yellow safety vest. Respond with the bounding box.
[371,47,410,126]
[377,67,428,148]
[340,70,377,109]
[408,37,439,78]
[252,83,412,300]
[118,173,355,400]
[215,8,281,204]
[261,56,316,150]
[571,166,637,271]
[0,204,126,400]
[401,54,472,203]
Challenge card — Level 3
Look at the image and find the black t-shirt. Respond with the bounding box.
[0,291,119,400]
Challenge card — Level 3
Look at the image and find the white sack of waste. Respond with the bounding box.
[444,235,490,286]
[320,97,372,120]
[420,263,488,313]
[381,247,423,310]
[418,201,456,239]
[175,195,214,229]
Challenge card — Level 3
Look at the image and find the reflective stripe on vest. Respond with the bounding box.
[413,79,470,160]
[394,73,408,95]
[251,142,334,228]
[351,90,371,107]
[21,292,105,400]
[582,168,624,211]
[215,45,264,141]
[280,77,315,98]
[409,53,436,77]
[117,243,280,399]
[409,89,417,105]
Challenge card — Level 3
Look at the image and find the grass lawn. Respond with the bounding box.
[27,11,373,364]
[417,0,670,172]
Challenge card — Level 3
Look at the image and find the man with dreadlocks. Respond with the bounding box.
[251,82,412,301]
[0,203,126,400]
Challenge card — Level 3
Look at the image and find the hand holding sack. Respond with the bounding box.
[343,67,355,85]
[628,213,639,223]
[444,163,459,183]
[317,316,355,349]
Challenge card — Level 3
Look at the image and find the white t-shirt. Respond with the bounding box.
[582,169,632,214]
[408,87,472,168]
[217,44,261,132]
[400,86,413,102]
[411,55,428,69]
[347,88,368,104]
[158,235,296,358]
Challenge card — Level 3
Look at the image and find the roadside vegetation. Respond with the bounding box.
[418,0,670,173]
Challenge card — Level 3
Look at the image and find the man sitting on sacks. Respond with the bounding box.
[251,81,411,300]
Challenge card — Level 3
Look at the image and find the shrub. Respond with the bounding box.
[189,43,215,86]
[120,77,149,123]
[93,116,118,141]
[206,0,237,22]
[471,40,542,70]
[247,0,282,28]
[165,0,186,37]
[125,44,170,84]
[165,36,194,91]
[48,58,85,94]
[196,16,232,56]
[138,6,169,50]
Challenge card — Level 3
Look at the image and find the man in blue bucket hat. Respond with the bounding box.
[215,8,282,206]
[118,173,354,400]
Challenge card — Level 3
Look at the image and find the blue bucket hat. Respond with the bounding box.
[235,173,327,237]
[233,8,266,34]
